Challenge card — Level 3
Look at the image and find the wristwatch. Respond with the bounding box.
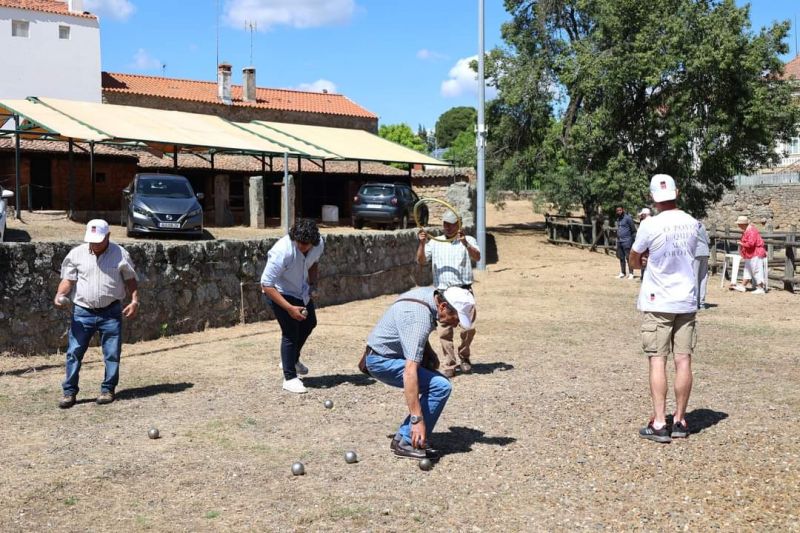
[410,415,423,425]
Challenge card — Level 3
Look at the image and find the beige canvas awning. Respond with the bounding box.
[252,121,447,166]
[0,98,109,142]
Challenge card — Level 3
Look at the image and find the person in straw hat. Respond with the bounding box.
[732,215,767,294]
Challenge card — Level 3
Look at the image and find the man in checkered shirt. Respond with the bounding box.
[416,210,481,378]
[365,286,475,459]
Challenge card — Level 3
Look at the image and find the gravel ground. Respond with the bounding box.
[0,201,798,531]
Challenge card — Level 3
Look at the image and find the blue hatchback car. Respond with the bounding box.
[123,174,204,238]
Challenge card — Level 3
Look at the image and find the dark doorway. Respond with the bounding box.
[30,158,53,209]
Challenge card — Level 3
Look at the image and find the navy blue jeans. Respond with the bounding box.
[268,295,317,380]
[63,301,122,396]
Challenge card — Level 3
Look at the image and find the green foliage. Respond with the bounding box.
[434,106,477,148]
[443,129,477,167]
[378,123,427,153]
[488,0,800,217]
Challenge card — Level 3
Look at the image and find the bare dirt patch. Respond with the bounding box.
[1,200,798,531]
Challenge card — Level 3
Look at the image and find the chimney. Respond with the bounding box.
[242,67,256,103]
[68,0,84,12]
[217,63,232,105]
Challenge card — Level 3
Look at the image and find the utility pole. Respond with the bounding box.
[476,0,487,270]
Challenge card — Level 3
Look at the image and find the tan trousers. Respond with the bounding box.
[436,306,477,371]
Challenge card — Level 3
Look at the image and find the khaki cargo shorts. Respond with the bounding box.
[640,312,697,357]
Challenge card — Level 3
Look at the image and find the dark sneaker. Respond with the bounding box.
[389,435,401,452]
[58,395,76,409]
[96,391,115,405]
[639,420,671,443]
[460,361,472,374]
[671,420,690,438]
[393,439,439,459]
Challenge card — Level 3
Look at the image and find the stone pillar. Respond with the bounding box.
[281,174,295,232]
[248,176,265,229]
[214,174,230,227]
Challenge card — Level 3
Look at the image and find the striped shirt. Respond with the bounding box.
[366,287,437,363]
[424,236,479,289]
[60,242,137,309]
[260,235,325,305]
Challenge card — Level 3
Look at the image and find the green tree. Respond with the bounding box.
[434,106,477,148]
[417,124,435,152]
[378,123,427,153]
[488,0,799,217]
[443,129,477,167]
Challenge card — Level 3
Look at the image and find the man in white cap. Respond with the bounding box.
[416,210,480,378]
[362,285,475,459]
[629,175,700,443]
[54,219,139,409]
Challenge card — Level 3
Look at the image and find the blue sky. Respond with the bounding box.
[91,0,799,131]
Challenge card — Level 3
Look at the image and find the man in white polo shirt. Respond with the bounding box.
[629,175,699,443]
[54,219,139,409]
[416,210,480,378]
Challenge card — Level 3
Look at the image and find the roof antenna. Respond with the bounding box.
[245,20,257,64]
[161,63,167,76]
[796,14,798,57]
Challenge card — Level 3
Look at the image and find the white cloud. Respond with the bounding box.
[224,0,356,30]
[417,48,447,61]
[294,79,337,93]
[84,0,135,21]
[129,48,161,71]
[440,55,498,99]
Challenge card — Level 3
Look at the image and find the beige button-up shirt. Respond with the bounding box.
[60,242,138,309]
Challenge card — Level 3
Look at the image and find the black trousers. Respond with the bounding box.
[268,294,317,380]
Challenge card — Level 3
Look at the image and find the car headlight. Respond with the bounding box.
[132,204,150,216]
[187,208,202,217]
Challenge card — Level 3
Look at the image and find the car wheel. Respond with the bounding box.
[353,218,364,229]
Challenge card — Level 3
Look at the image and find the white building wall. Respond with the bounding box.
[0,7,101,102]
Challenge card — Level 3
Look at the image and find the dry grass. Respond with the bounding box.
[1,200,798,531]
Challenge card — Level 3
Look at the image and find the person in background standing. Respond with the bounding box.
[694,222,711,309]
[615,206,636,279]
[732,215,767,295]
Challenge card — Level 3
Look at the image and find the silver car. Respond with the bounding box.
[124,174,204,238]
[0,185,14,242]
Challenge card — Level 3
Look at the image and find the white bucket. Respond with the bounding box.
[321,204,339,222]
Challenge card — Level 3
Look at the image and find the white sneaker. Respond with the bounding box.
[617,273,625,279]
[279,361,310,375]
[627,273,635,280]
[282,378,307,394]
[752,288,765,295]
[732,284,746,292]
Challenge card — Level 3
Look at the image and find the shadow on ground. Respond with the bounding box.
[116,382,194,400]
[4,227,32,242]
[467,362,514,375]
[432,426,517,455]
[684,408,729,434]
[302,373,376,389]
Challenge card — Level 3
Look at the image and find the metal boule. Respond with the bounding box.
[148,428,160,439]
[418,458,433,471]
[291,462,305,476]
[324,399,334,409]
[300,308,308,317]
[344,451,358,464]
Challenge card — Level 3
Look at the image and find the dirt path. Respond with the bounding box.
[1,201,798,531]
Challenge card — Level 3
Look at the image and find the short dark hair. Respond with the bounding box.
[289,218,321,246]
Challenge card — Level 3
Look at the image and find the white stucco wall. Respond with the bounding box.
[0,7,101,102]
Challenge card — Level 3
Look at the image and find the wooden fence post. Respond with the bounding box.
[766,221,774,261]
[785,225,796,293]
[602,218,610,255]
[591,216,597,248]
[724,225,730,254]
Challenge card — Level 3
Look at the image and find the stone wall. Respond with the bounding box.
[414,182,476,229]
[0,232,431,355]
[705,184,800,230]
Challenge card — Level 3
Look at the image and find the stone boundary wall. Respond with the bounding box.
[0,231,433,355]
[705,184,800,230]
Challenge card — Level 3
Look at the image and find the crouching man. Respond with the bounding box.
[363,286,475,458]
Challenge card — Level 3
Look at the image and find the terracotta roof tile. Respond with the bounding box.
[782,55,800,81]
[0,0,97,19]
[102,72,378,119]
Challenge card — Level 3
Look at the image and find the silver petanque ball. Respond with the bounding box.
[300,308,308,317]
[344,451,358,464]
[418,458,433,471]
[56,295,71,306]
[291,462,305,476]
[324,399,334,409]
[148,428,160,439]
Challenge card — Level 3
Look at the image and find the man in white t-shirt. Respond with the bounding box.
[629,174,699,443]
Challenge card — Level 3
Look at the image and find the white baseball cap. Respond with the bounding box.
[84,219,110,243]
[442,287,476,329]
[639,207,651,216]
[442,210,460,224]
[650,174,677,203]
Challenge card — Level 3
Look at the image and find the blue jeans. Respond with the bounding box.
[63,302,122,396]
[268,295,317,380]
[366,353,452,445]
